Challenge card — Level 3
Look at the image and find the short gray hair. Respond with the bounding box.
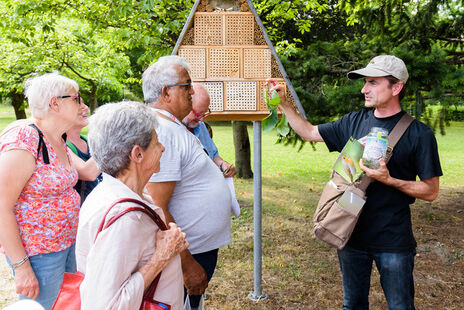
[142,55,191,104]
[88,101,158,177]
[24,71,79,118]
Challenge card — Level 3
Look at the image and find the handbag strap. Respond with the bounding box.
[29,124,50,164]
[96,198,167,236]
[357,113,414,191]
[94,197,169,302]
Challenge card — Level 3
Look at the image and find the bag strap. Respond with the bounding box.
[94,197,168,301]
[357,113,414,191]
[96,198,168,236]
[29,124,50,164]
[384,113,414,162]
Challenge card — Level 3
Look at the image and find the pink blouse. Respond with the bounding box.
[0,125,80,256]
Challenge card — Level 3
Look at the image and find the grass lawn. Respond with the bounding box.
[0,106,463,308]
[206,121,464,309]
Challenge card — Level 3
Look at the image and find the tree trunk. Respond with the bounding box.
[88,85,98,113]
[232,121,253,179]
[11,92,27,119]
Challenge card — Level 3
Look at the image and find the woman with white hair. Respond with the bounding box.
[76,101,187,309]
[0,72,99,309]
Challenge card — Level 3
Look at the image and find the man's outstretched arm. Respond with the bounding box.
[267,79,324,143]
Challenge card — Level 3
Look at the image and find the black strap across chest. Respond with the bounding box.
[29,124,50,164]
[28,124,68,165]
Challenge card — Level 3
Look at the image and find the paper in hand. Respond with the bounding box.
[225,177,240,218]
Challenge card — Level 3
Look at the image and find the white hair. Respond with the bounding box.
[88,101,158,177]
[142,55,191,104]
[24,71,79,118]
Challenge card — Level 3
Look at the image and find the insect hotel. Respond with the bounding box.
[172,0,305,121]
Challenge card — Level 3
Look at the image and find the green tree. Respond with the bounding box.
[0,0,139,115]
[273,0,464,139]
[0,6,58,118]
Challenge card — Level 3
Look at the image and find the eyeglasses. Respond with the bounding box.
[57,93,81,104]
[192,108,211,120]
[165,82,192,90]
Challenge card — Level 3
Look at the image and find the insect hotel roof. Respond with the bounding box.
[172,0,306,121]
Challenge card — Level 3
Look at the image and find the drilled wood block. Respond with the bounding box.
[225,14,254,45]
[225,81,257,111]
[208,48,240,78]
[244,48,271,78]
[199,81,224,111]
[194,13,223,45]
[253,19,266,45]
[178,48,206,79]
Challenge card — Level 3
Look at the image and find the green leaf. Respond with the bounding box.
[268,90,281,107]
[276,114,290,136]
[262,107,278,132]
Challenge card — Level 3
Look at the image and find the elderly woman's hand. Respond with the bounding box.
[14,263,40,299]
[139,222,189,290]
[152,223,189,263]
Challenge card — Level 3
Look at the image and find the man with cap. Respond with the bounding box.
[182,83,236,177]
[269,55,442,309]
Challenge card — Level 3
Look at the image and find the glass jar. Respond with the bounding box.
[362,127,389,169]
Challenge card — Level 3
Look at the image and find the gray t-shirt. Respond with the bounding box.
[149,115,232,255]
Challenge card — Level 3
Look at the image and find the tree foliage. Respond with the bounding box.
[258,0,464,143]
[0,0,193,114]
[0,0,463,137]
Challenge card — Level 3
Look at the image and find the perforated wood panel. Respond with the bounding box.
[225,14,254,45]
[225,81,257,110]
[173,8,303,120]
[178,48,206,79]
[257,80,268,112]
[199,82,224,111]
[194,14,223,45]
[244,48,271,78]
[208,48,240,78]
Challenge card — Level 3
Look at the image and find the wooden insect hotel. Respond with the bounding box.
[172,0,305,121]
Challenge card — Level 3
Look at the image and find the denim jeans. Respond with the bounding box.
[184,248,219,309]
[337,246,416,310]
[8,243,76,310]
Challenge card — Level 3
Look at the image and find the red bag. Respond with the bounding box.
[52,198,171,310]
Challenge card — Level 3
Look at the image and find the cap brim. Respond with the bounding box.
[347,67,391,80]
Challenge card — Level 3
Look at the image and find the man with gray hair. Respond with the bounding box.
[143,55,232,309]
[270,55,442,309]
[182,83,236,177]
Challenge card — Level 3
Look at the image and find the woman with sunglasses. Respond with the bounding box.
[0,72,99,309]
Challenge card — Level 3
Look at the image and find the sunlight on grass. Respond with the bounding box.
[435,122,464,187]
[211,121,463,191]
